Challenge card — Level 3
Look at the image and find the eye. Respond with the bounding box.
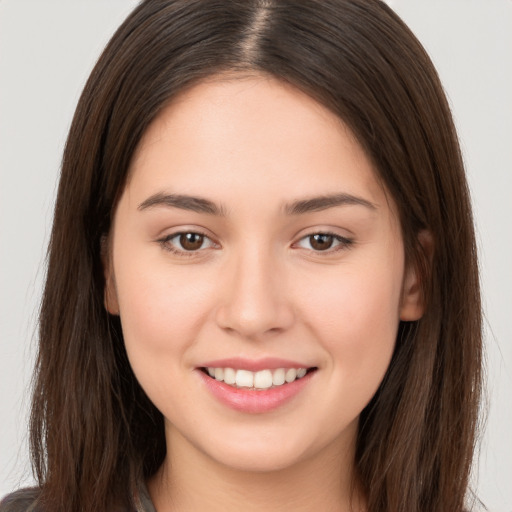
[295,233,353,252]
[159,231,217,253]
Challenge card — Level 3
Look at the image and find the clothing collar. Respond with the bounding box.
[134,480,157,512]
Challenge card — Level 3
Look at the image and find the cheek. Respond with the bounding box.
[113,254,216,375]
[113,263,221,419]
[298,255,403,379]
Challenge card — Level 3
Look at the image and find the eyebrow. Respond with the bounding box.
[138,193,226,215]
[284,193,377,215]
[137,192,377,216]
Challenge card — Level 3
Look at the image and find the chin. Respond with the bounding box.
[208,442,311,473]
[191,421,350,475]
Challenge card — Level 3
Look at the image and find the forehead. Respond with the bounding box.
[126,74,390,213]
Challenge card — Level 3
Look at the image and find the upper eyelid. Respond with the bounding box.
[293,227,353,243]
[161,231,215,243]
[294,232,353,248]
[158,227,216,242]
[293,224,355,238]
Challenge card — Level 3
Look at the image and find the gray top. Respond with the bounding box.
[0,481,157,512]
[135,481,157,512]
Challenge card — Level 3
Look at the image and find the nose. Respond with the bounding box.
[214,247,295,339]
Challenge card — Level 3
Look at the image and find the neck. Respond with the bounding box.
[148,425,365,512]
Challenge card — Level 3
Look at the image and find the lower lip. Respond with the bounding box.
[198,369,315,414]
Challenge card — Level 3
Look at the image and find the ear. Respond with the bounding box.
[101,235,120,316]
[399,230,433,321]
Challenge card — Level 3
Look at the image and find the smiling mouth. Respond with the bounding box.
[200,367,317,390]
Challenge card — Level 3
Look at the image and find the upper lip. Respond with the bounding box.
[199,357,314,372]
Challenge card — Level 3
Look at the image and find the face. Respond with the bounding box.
[105,75,423,473]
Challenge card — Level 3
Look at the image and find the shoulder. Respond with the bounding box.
[1,483,155,512]
[0,488,41,512]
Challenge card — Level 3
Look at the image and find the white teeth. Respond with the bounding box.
[236,369,254,388]
[272,368,285,386]
[296,368,307,378]
[285,368,297,383]
[254,370,273,389]
[205,367,309,389]
[223,367,236,385]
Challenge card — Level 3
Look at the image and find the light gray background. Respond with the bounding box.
[1,1,511,510]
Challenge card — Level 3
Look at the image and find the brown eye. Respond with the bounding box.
[308,234,334,251]
[159,231,216,255]
[179,233,205,251]
[295,232,353,253]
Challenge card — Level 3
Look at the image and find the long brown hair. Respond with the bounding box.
[4,1,482,511]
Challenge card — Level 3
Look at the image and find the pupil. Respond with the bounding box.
[180,233,204,251]
[310,234,333,251]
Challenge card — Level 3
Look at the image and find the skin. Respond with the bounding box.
[105,74,424,511]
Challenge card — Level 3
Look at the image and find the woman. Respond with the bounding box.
[1,0,482,511]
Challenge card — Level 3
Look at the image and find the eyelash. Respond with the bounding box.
[293,232,354,253]
[158,231,216,257]
[157,231,354,257]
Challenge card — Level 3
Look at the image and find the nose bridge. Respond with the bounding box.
[215,241,293,338]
